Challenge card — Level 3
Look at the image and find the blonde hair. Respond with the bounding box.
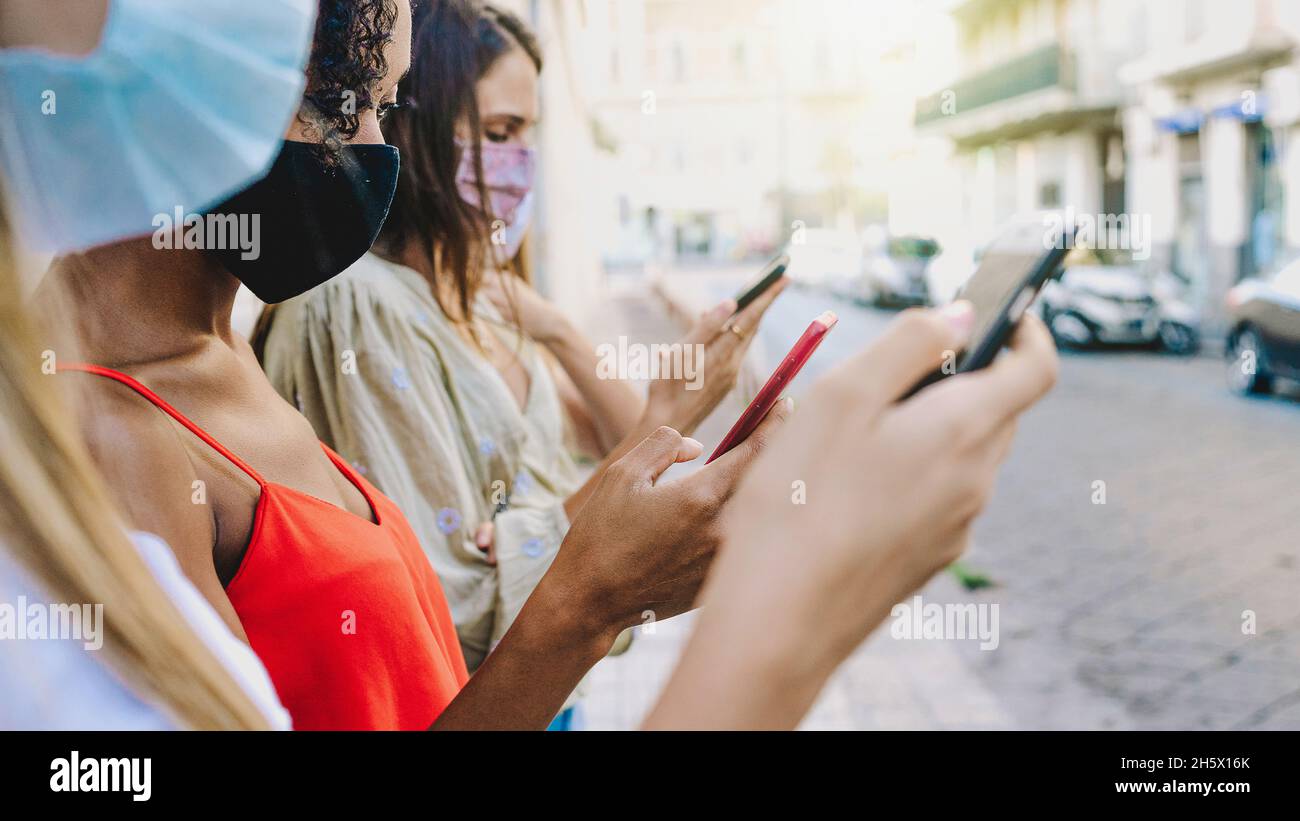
[0,195,269,730]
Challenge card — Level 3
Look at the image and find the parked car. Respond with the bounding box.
[1225,261,1300,395]
[1037,248,1200,354]
[784,228,861,292]
[856,233,937,307]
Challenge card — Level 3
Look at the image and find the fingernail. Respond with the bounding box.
[684,437,703,450]
[783,396,795,412]
[939,300,975,337]
[715,299,737,318]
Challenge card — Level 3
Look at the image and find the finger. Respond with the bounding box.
[703,395,794,502]
[839,302,975,411]
[474,522,497,566]
[710,279,788,360]
[730,274,789,328]
[682,299,736,346]
[676,436,705,463]
[949,313,1058,429]
[618,426,703,486]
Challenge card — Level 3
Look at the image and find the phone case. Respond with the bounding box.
[707,310,837,463]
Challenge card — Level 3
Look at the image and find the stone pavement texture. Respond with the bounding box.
[577,270,1300,730]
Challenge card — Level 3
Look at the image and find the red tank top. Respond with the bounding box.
[64,364,469,730]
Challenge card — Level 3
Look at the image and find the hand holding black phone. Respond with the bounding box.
[904,214,1074,399]
[733,253,789,314]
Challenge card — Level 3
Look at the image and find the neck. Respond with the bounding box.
[387,237,458,322]
[38,238,241,368]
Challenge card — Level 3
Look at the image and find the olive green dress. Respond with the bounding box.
[261,252,581,671]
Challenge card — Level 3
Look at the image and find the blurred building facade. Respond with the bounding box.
[509,0,608,320]
[909,0,1300,334]
[580,0,896,268]
[1121,0,1298,330]
[518,0,1300,332]
[908,0,1142,281]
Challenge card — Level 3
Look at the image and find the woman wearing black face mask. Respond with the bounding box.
[32,0,782,730]
[26,0,1060,734]
[34,0,455,731]
[256,0,788,725]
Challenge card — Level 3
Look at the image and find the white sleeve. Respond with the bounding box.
[129,531,292,730]
[0,546,172,730]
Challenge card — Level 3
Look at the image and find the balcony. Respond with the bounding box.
[916,43,1073,127]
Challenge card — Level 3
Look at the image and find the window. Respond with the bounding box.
[1039,181,1062,208]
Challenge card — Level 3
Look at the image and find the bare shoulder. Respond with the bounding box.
[69,374,215,564]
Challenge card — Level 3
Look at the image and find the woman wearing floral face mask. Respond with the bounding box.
[0,0,313,731]
[35,0,791,732]
[17,0,1060,733]
[256,0,787,706]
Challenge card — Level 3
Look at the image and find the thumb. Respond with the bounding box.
[682,299,737,345]
[619,426,703,486]
[705,395,794,499]
[840,301,975,409]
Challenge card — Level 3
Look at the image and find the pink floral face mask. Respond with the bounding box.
[455,139,536,224]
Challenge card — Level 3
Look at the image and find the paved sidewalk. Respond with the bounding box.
[576,271,1300,730]
[579,275,1100,730]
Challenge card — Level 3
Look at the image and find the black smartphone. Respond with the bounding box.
[904,215,1075,398]
[734,253,790,313]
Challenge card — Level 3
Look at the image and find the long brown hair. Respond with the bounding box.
[373,0,543,325]
[0,193,269,730]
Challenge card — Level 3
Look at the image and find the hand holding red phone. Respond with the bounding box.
[644,274,789,437]
[707,311,837,463]
[646,304,1059,729]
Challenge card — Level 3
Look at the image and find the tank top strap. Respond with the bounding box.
[59,363,266,487]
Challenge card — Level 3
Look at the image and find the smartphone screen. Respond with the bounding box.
[951,216,1071,371]
[707,310,837,463]
[904,215,1070,397]
[734,253,790,313]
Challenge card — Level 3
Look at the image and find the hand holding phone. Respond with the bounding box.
[903,214,1074,399]
[733,253,790,314]
[707,310,837,463]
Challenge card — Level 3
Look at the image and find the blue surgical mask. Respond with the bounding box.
[0,0,316,254]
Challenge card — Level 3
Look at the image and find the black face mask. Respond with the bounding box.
[206,140,399,304]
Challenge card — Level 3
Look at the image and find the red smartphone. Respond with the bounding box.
[706,310,838,464]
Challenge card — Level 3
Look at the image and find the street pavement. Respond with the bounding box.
[579,266,1300,730]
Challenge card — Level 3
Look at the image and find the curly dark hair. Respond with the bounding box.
[301,0,401,150]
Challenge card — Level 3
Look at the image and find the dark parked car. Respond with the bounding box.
[857,233,937,307]
[1036,248,1200,354]
[1225,262,1300,395]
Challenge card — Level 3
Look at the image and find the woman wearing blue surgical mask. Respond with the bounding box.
[20,0,1058,733]
[0,0,311,730]
[29,0,786,731]
[33,0,474,732]
[255,1,787,726]
[0,0,316,256]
